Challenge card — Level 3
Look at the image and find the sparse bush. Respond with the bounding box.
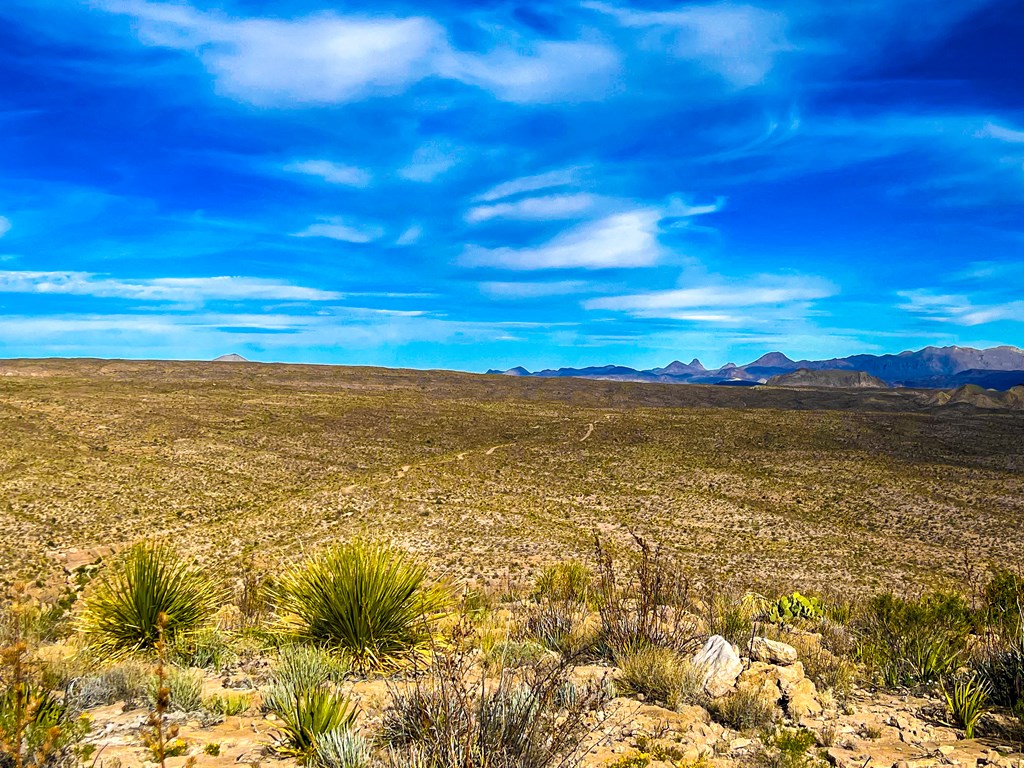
[593,534,699,657]
[380,624,609,768]
[756,727,820,768]
[983,570,1023,637]
[147,666,202,713]
[274,541,451,670]
[78,542,225,655]
[65,659,150,710]
[616,646,705,710]
[270,645,349,695]
[169,626,236,671]
[944,676,989,738]
[708,688,778,732]
[525,603,593,656]
[972,633,1024,712]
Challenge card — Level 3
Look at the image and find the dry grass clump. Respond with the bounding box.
[615,646,705,710]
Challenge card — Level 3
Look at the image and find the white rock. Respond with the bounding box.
[750,637,799,665]
[693,635,743,698]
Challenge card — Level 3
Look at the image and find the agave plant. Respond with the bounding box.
[274,541,451,670]
[944,676,989,739]
[78,542,225,654]
[264,683,357,761]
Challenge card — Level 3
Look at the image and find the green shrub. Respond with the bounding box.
[853,592,972,688]
[708,688,777,732]
[616,646,705,710]
[531,562,592,605]
[78,542,225,655]
[757,727,819,768]
[0,684,91,768]
[983,570,1023,636]
[270,645,349,695]
[203,692,252,716]
[169,626,236,671]
[944,676,989,739]
[972,634,1024,711]
[147,666,202,713]
[274,541,451,670]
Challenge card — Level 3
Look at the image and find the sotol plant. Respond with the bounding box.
[274,541,451,670]
[944,676,989,739]
[78,542,225,655]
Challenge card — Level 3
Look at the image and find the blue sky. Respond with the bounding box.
[1,0,1022,370]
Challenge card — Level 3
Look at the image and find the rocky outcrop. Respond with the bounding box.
[750,637,799,665]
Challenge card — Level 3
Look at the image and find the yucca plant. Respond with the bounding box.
[78,542,225,655]
[274,541,451,670]
[264,684,357,761]
[313,728,372,768]
[944,676,989,739]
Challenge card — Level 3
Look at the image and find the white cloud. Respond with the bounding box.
[585,1,790,87]
[399,141,459,182]
[0,217,10,238]
[292,218,384,243]
[439,41,620,104]
[466,194,597,223]
[585,276,835,320]
[0,271,340,302]
[395,225,423,246]
[283,160,371,187]
[463,209,664,270]
[474,168,581,202]
[98,1,618,105]
[977,122,1024,144]
[479,280,591,299]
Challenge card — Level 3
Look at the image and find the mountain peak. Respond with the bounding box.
[652,358,706,376]
[212,353,248,363]
[748,351,795,367]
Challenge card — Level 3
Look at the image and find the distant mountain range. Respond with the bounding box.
[486,345,1024,391]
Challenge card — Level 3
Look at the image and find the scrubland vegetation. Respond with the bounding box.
[1,359,1024,767]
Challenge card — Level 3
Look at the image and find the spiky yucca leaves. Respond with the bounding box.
[944,676,989,739]
[274,541,451,670]
[264,685,357,761]
[78,543,225,655]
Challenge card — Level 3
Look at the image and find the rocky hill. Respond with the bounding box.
[767,369,889,389]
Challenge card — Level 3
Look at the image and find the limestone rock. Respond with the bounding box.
[785,677,822,718]
[750,637,799,665]
[693,635,743,698]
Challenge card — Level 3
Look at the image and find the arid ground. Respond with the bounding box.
[2,358,1022,593]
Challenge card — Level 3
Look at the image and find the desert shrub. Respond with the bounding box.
[202,692,251,717]
[236,554,274,631]
[65,659,150,710]
[78,542,225,655]
[756,727,820,768]
[767,593,823,625]
[852,592,973,688]
[269,645,350,696]
[379,625,609,768]
[593,534,699,657]
[525,602,594,656]
[706,592,754,648]
[0,685,91,768]
[784,633,855,698]
[616,646,705,710]
[708,688,778,732]
[147,666,202,713]
[313,728,371,768]
[274,541,451,670]
[943,676,989,738]
[983,570,1023,636]
[169,626,236,671]
[532,562,592,605]
[972,634,1024,712]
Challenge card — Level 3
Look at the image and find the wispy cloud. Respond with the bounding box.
[479,280,591,299]
[0,271,340,302]
[0,216,10,237]
[399,141,459,183]
[585,276,835,321]
[463,209,664,270]
[283,160,371,187]
[897,289,1024,326]
[474,169,582,203]
[292,218,384,243]
[466,194,597,223]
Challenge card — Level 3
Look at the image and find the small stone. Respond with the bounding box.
[750,637,799,665]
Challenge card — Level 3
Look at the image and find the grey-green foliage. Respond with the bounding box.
[147,666,203,713]
[314,728,372,768]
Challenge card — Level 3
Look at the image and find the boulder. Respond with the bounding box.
[750,637,799,665]
[693,635,743,698]
[784,677,822,718]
